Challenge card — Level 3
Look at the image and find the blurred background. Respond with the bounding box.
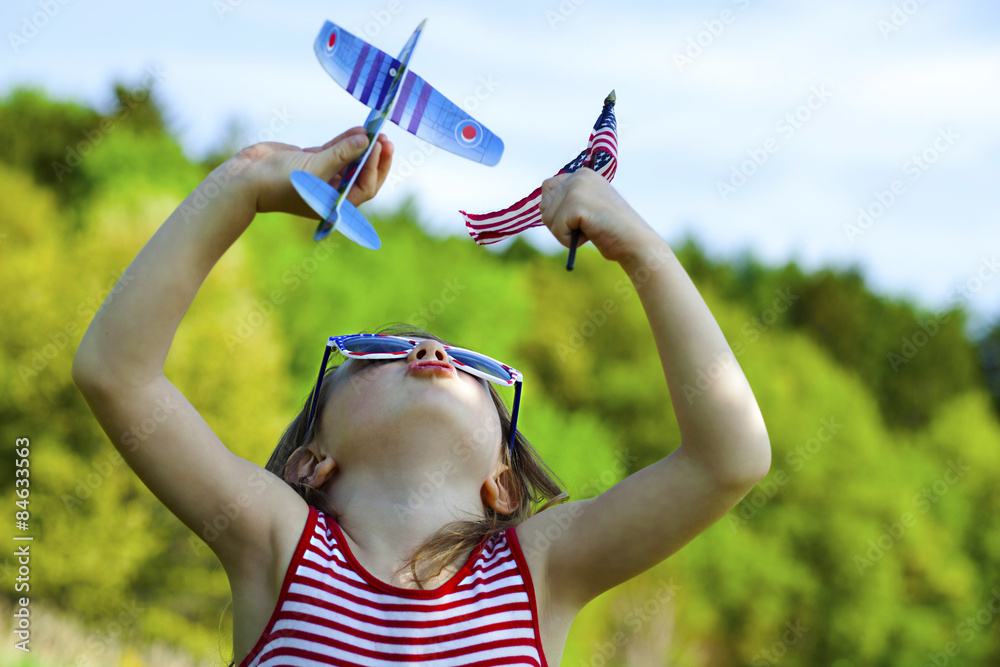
[2,1,999,665]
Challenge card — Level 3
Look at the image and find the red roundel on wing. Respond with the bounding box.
[461,125,477,141]
[328,32,337,49]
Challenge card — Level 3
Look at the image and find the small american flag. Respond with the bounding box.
[461,90,618,245]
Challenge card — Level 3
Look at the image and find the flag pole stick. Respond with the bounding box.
[565,89,615,272]
[566,229,580,271]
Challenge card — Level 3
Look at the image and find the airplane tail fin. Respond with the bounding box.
[290,170,381,249]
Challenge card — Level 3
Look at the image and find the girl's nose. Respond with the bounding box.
[407,339,449,363]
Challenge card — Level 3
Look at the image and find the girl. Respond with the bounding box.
[73,126,772,666]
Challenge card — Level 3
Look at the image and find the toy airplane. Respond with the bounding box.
[291,19,504,248]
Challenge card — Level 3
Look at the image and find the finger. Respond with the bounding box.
[539,173,572,207]
[316,133,369,181]
[359,140,382,194]
[347,139,382,205]
[365,136,392,189]
[304,129,362,154]
[543,183,592,248]
[304,127,367,154]
[372,135,394,192]
[539,174,572,223]
[552,204,586,248]
[326,135,381,190]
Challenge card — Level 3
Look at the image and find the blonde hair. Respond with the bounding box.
[264,323,569,586]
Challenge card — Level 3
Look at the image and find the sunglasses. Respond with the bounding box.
[304,334,523,457]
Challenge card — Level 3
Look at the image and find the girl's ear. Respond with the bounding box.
[283,442,338,489]
[481,466,520,515]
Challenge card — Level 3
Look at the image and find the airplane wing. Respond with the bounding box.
[314,21,403,112]
[387,70,503,166]
[313,21,502,166]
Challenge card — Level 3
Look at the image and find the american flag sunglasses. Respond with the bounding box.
[304,334,523,457]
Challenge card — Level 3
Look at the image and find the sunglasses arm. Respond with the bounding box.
[305,344,336,435]
[508,381,522,457]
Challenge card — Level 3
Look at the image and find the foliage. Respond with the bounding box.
[0,80,189,225]
[3,86,999,666]
[673,244,984,431]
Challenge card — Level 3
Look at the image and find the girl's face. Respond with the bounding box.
[317,339,505,473]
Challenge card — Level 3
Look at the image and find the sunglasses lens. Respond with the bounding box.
[447,350,513,384]
[340,337,413,355]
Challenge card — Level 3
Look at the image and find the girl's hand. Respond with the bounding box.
[538,169,660,264]
[238,126,394,218]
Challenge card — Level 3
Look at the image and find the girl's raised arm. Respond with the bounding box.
[525,169,772,611]
[72,128,392,576]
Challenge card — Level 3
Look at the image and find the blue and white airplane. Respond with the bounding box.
[291,19,504,248]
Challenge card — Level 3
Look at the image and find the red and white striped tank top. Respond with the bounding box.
[238,505,548,666]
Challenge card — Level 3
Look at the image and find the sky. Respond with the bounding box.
[3,0,999,336]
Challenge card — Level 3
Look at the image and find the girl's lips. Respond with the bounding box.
[407,360,456,376]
